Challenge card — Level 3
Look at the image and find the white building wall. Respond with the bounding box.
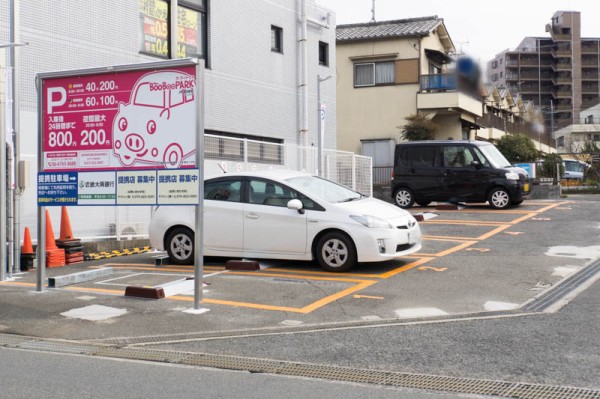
[0,0,337,240]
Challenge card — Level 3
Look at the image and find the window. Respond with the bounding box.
[248,179,320,210]
[139,0,207,60]
[492,60,498,69]
[205,179,242,202]
[396,146,437,168]
[585,115,594,124]
[354,61,395,87]
[443,146,475,168]
[318,41,329,66]
[271,25,283,53]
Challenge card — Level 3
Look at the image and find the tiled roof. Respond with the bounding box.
[336,16,443,42]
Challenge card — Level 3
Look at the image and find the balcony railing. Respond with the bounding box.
[478,114,545,142]
[552,90,572,98]
[581,45,599,54]
[551,49,571,58]
[551,62,572,71]
[551,76,571,85]
[419,74,480,98]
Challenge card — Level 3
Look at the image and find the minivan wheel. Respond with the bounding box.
[393,187,415,209]
[166,227,194,265]
[316,232,357,272]
[488,187,511,210]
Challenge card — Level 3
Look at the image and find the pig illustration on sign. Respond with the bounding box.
[112,70,196,169]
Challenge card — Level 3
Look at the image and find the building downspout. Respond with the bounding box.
[299,0,309,166]
[9,0,20,274]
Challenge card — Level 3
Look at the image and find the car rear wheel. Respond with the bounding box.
[488,187,511,209]
[316,232,357,272]
[166,227,194,265]
[393,187,415,209]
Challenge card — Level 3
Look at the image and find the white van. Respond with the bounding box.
[562,159,589,180]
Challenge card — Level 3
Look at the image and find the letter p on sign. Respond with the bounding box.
[47,87,67,114]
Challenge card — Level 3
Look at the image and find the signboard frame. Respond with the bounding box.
[36,59,205,309]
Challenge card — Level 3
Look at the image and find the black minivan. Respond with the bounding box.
[391,141,530,209]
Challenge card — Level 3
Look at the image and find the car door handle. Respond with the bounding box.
[246,213,259,220]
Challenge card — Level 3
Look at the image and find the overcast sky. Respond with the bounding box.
[316,0,600,63]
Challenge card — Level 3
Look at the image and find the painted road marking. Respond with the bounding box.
[353,294,384,300]
[417,267,447,272]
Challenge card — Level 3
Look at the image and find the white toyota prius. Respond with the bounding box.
[149,170,422,272]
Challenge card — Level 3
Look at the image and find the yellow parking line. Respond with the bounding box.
[379,257,434,278]
[421,220,512,227]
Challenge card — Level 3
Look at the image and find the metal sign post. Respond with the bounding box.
[194,60,205,309]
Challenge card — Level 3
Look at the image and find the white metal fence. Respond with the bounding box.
[23,134,372,242]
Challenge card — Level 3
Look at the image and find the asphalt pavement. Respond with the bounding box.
[1,195,599,398]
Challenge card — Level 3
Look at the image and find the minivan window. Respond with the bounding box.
[478,144,512,168]
[471,147,492,167]
[403,146,437,167]
[442,145,475,168]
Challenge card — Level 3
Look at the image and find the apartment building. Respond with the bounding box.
[0,0,336,240]
[335,16,483,167]
[487,11,600,145]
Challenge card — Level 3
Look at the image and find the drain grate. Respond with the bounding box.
[524,259,600,312]
[1,333,599,398]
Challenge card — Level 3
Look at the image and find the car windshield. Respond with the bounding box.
[564,161,584,173]
[478,144,512,168]
[285,175,363,203]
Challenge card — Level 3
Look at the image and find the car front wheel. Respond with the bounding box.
[316,232,357,272]
[393,187,415,209]
[166,227,194,265]
[488,187,511,209]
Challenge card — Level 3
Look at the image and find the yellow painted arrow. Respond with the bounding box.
[417,266,447,272]
[353,294,384,300]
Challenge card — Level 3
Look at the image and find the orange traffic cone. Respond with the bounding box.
[45,209,58,251]
[56,206,84,265]
[59,206,75,241]
[22,227,34,255]
[46,210,65,268]
[20,227,36,271]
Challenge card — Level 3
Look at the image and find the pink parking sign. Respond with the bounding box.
[41,64,198,171]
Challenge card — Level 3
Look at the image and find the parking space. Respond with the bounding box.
[1,199,589,326]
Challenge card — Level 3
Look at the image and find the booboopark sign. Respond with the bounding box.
[37,58,203,206]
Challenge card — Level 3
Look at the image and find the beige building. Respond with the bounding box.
[335,16,483,167]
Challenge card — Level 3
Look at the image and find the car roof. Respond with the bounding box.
[207,169,313,181]
[396,140,492,146]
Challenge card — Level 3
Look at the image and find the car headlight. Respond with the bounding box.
[505,172,520,180]
[350,215,393,229]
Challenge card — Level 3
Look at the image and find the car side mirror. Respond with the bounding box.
[287,199,305,214]
[471,160,482,168]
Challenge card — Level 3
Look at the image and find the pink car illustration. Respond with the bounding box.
[113,70,196,169]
